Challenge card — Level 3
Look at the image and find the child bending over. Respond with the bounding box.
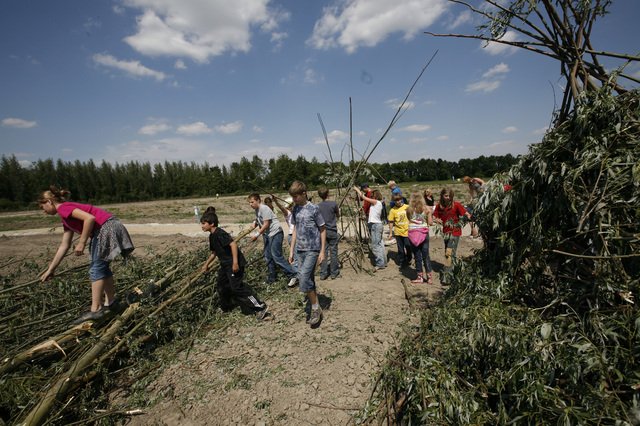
[38,186,134,323]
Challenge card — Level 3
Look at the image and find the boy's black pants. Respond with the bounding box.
[216,265,264,314]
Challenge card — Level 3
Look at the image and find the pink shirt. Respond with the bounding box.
[56,202,112,235]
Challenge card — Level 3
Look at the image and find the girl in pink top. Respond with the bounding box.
[38,186,134,323]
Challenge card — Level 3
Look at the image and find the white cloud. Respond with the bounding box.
[1,117,37,128]
[449,10,472,29]
[113,5,125,15]
[314,129,348,145]
[215,120,243,134]
[253,125,263,133]
[436,135,449,141]
[122,0,287,62]
[174,59,187,69]
[488,140,515,149]
[483,30,519,55]
[465,80,500,93]
[104,137,208,163]
[400,124,431,132]
[304,67,321,84]
[308,0,449,53]
[385,98,415,110]
[466,63,510,93]
[483,63,510,78]
[409,137,429,144]
[93,53,166,81]
[138,122,171,135]
[177,121,213,135]
[270,31,288,51]
[533,126,548,135]
[502,126,518,134]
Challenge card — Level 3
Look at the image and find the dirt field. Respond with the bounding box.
[0,195,482,425]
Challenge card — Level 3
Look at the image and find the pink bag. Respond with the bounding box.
[408,227,428,246]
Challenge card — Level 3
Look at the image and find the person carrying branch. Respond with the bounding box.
[433,188,472,285]
[38,186,134,323]
[248,193,298,288]
[200,207,269,320]
[353,186,387,270]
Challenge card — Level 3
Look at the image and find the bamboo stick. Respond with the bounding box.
[19,303,138,426]
[0,323,91,376]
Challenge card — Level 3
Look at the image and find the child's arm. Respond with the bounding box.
[425,206,434,226]
[274,198,290,217]
[353,187,378,205]
[229,241,240,273]
[251,219,271,242]
[70,208,96,255]
[201,252,217,272]
[41,230,74,282]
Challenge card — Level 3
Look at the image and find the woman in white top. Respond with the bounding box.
[354,186,386,270]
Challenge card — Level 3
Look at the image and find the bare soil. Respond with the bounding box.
[0,196,482,425]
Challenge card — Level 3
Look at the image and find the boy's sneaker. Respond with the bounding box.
[330,273,341,280]
[287,277,299,288]
[103,297,123,313]
[255,306,270,321]
[307,307,322,326]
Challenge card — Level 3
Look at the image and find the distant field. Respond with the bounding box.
[0,181,476,232]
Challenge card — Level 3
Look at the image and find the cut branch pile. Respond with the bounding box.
[363,87,640,424]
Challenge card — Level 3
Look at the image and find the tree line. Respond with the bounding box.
[0,153,517,210]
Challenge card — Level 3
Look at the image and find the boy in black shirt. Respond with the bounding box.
[200,207,269,320]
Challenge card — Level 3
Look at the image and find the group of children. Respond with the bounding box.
[356,184,473,286]
[38,179,474,328]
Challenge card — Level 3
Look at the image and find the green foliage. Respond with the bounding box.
[365,89,640,424]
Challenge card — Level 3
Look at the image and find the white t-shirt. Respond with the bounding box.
[368,201,383,224]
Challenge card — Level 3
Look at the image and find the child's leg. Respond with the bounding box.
[227,267,266,314]
[216,269,235,311]
[297,250,319,298]
[263,235,277,282]
[327,229,340,277]
[394,236,405,264]
[89,241,114,311]
[90,276,114,311]
[413,244,423,273]
[422,238,433,273]
[269,231,296,277]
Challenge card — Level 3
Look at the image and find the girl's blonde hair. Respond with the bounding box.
[38,186,70,204]
[407,191,425,218]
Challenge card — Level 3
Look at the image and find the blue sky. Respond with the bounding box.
[1,0,639,168]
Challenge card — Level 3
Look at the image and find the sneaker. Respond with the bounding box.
[103,297,123,313]
[287,276,299,288]
[308,307,323,326]
[374,265,386,271]
[71,309,105,325]
[319,275,329,281]
[330,274,341,280]
[255,306,269,321]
